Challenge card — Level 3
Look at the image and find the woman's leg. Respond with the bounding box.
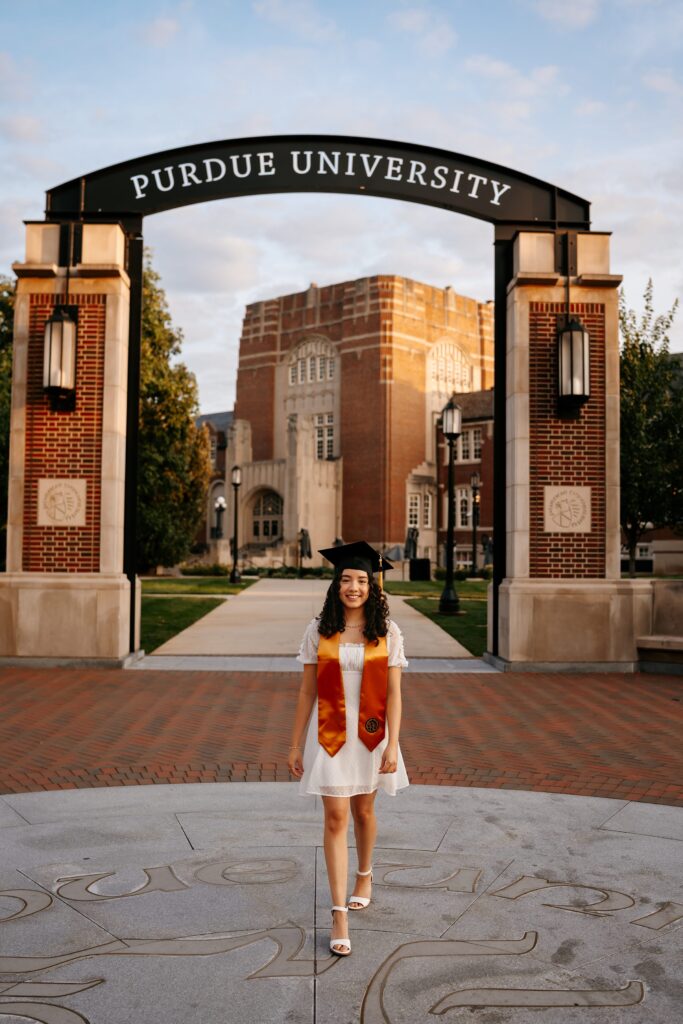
[349,791,377,905]
[322,796,350,949]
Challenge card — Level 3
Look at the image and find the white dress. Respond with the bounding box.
[296,618,410,798]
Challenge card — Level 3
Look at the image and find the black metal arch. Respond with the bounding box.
[45,133,590,231]
[42,136,592,657]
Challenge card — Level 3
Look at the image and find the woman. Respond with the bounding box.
[287,541,409,957]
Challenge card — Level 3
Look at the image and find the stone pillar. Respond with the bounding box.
[493,231,652,669]
[0,223,138,662]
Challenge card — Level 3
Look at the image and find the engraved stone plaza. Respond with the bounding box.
[0,782,682,1023]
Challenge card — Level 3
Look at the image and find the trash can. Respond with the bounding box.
[409,558,431,582]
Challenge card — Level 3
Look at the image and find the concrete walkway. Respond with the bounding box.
[0,783,680,1023]
[152,578,474,659]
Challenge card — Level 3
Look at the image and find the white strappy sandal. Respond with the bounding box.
[330,905,351,956]
[348,867,373,910]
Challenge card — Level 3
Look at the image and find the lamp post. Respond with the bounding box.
[214,496,226,539]
[558,318,590,415]
[470,471,481,575]
[43,306,78,410]
[439,397,462,615]
[230,465,241,584]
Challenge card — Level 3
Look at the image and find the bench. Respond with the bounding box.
[637,581,683,674]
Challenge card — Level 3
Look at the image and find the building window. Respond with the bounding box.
[423,492,432,529]
[298,358,305,384]
[458,488,469,527]
[318,357,326,381]
[289,364,297,385]
[252,491,283,543]
[209,435,217,468]
[460,431,470,461]
[327,358,335,380]
[315,413,334,459]
[408,493,420,528]
[472,427,482,459]
[308,356,316,382]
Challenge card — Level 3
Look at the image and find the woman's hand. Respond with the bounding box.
[379,743,398,774]
[288,746,304,778]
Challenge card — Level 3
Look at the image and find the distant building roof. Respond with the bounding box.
[196,410,233,435]
[451,389,494,421]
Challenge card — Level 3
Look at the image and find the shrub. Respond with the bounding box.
[179,562,229,576]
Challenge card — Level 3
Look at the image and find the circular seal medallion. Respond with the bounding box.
[365,718,379,734]
[548,489,588,531]
[43,482,83,525]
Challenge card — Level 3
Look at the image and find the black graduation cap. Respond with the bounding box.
[318,541,394,577]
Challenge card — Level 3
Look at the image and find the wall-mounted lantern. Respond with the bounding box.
[43,306,77,409]
[558,317,590,414]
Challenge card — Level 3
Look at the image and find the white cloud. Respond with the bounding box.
[642,70,682,95]
[387,5,457,56]
[142,16,180,47]
[252,0,339,43]
[465,55,564,99]
[576,99,607,116]
[0,115,44,142]
[530,0,601,28]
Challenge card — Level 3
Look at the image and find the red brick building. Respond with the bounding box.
[228,275,493,565]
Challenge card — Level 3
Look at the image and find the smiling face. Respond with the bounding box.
[338,568,370,611]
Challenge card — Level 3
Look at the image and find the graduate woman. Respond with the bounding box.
[287,542,409,957]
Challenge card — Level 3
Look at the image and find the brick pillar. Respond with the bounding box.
[493,231,652,669]
[0,223,138,662]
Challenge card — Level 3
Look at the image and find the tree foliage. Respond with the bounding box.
[619,281,682,574]
[0,276,15,569]
[136,254,211,572]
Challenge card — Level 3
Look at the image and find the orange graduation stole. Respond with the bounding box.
[317,632,388,756]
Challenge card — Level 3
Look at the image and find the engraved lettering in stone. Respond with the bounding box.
[490,875,635,915]
[0,1002,91,1023]
[291,150,313,174]
[229,154,252,178]
[407,160,427,186]
[490,179,511,205]
[131,173,149,199]
[373,863,481,893]
[194,858,298,886]
[0,889,53,921]
[258,152,276,176]
[178,162,202,188]
[467,173,487,198]
[318,151,340,175]
[55,866,189,902]
[151,166,176,192]
[203,157,226,183]
[0,927,333,979]
[360,153,383,178]
[430,165,449,189]
[361,933,538,1024]
[632,901,683,930]
[431,980,645,1011]
[384,156,404,181]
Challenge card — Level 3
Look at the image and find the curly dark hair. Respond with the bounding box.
[317,569,390,643]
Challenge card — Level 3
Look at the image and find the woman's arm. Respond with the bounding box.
[379,665,402,773]
[287,663,317,778]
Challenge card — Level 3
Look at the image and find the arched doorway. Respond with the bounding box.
[250,489,284,546]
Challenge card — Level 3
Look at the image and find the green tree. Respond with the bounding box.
[0,276,15,570]
[137,254,211,572]
[620,281,681,576]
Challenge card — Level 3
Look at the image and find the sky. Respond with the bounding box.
[1,0,682,413]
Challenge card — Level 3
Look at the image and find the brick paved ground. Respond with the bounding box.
[0,668,681,805]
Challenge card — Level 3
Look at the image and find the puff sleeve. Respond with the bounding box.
[387,620,409,668]
[297,618,320,664]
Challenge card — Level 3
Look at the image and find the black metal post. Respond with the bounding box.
[230,485,240,583]
[471,486,479,575]
[492,231,514,654]
[123,226,144,654]
[438,437,459,614]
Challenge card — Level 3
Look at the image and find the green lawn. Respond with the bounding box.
[405,596,488,657]
[141,577,256,595]
[385,578,489,599]
[141,596,223,652]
